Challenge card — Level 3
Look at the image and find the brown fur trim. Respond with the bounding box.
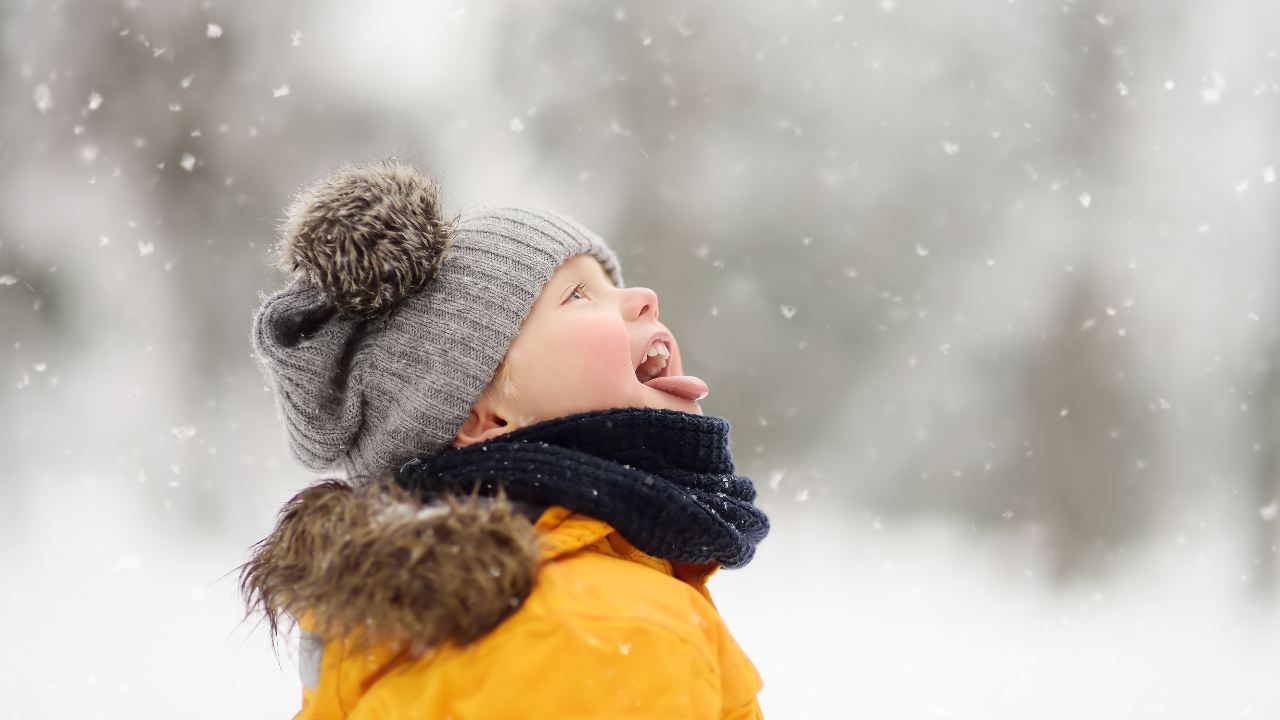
[277,158,454,317]
[239,475,540,656]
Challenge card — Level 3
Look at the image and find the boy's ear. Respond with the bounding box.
[452,395,513,449]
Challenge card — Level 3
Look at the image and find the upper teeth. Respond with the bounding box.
[638,340,671,382]
[646,340,671,358]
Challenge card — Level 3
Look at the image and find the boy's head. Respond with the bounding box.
[251,159,706,479]
[456,252,706,449]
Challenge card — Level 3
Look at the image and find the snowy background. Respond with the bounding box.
[3,1,1279,717]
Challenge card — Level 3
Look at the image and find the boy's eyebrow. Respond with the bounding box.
[555,262,609,303]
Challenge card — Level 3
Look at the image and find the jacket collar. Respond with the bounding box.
[534,505,721,589]
[242,480,722,663]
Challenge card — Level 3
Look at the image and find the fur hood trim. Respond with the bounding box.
[239,477,540,656]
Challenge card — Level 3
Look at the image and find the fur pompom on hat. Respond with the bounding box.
[278,160,452,316]
[251,158,624,478]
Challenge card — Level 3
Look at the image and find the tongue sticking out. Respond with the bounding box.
[643,375,709,401]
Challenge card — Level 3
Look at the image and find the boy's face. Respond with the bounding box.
[453,253,706,447]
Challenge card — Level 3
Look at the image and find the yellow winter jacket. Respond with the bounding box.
[250,482,764,719]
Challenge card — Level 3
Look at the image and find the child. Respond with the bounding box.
[241,159,770,718]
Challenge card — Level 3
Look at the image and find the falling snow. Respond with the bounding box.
[5,5,1280,718]
[1201,72,1225,104]
[33,83,53,113]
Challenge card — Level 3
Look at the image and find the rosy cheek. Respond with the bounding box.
[558,315,632,388]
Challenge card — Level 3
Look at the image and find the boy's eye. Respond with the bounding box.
[565,282,588,303]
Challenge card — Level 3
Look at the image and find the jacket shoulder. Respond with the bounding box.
[352,548,736,718]
[359,568,724,717]
[313,539,764,719]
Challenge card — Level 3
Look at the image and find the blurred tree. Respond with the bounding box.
[1002,270,1161,580]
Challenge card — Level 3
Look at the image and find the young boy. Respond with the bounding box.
[242,159,770,718]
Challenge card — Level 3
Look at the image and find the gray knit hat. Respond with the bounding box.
[250,159,624,479]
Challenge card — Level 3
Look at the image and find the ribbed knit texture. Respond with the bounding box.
[251,206,624,478]
[395,407,771,569]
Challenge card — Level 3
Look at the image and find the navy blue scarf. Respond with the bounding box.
[395,407,769,569]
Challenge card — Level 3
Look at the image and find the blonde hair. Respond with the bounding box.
[486,357,519,401]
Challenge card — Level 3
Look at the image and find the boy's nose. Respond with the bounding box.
[623,286,660,322]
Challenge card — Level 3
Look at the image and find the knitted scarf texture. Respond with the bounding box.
[395,407,770,569]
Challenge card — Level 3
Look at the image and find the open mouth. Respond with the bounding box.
[632,336,710,402]
[635,339,672,383]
